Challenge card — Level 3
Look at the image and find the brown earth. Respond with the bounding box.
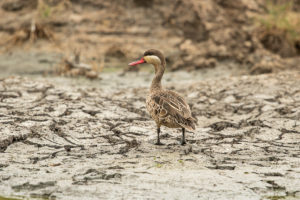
[0,72,300,199]
[0,0,299,74]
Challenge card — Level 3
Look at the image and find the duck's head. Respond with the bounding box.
[128,49,166,66]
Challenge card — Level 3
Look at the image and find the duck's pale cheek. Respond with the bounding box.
[144,55,161,65]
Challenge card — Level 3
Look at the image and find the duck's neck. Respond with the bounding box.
[150,63,165,92]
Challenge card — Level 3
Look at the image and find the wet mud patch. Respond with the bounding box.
[0,72,300,199]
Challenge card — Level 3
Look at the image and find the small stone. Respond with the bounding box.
[223,95,236,103]
[85,71,99,79]
[2,175,10,181]
[208,98,217,104]
[188,92,198,98]
[262,105,273,112]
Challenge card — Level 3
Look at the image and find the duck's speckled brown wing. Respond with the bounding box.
[146,90,197,131]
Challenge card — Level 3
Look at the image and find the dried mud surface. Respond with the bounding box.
[0,72,300,199]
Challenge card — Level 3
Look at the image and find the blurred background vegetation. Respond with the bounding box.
[0,0,299,79]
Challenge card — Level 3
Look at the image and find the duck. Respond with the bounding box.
[128,49,197,145]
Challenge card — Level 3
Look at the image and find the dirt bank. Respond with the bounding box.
[0,0,300,73]
[0,71,300,199]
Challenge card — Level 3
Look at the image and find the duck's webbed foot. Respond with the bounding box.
[155,141,164,145]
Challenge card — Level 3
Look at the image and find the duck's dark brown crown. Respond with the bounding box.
[144,49,166,66]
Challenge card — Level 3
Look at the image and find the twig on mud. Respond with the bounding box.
[56,50,101,79]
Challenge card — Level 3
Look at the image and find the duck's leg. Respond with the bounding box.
[155,127,164,145]
[181,128,186,145]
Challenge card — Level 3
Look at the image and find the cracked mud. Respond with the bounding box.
[0,72,300,199]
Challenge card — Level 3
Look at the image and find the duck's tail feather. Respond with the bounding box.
[180,117,197,132]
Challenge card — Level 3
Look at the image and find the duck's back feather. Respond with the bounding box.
[146,90,197,131]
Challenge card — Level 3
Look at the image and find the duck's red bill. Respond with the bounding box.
[128,57,145,66]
